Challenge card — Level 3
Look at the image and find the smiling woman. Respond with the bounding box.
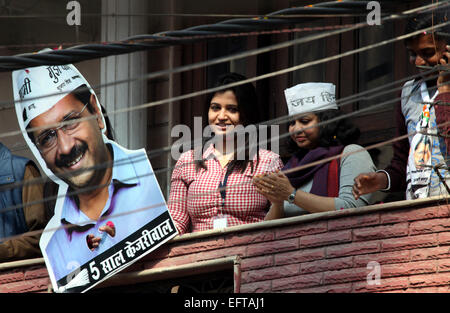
[168,72,284,235]
[208,90,240,140]
[253,82,377,219]
[288,113,321,150]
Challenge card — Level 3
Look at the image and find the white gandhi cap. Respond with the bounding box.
[284,82,338,116]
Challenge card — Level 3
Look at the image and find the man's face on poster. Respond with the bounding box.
[29,93,110,189]
[414,140,431,168]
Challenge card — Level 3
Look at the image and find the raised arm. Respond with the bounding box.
[353,101,409,199]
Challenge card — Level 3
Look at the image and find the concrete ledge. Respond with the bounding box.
[0,257,44,270]
[1,195,449,293]
[171,195,450,243]
[96,255,240,290]
[1,195,449,269]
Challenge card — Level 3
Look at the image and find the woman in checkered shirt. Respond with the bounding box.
[168,73,284,235]
[253,82,376,219]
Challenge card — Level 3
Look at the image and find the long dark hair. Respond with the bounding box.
[287,109,360,153]
[196,72,261,174]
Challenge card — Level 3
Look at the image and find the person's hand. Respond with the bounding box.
[437,45,450,93]
[253,171,295,205]
[86,221,116,251]
[352,172,387,200]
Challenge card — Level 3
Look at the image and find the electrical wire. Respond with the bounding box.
[0,20,368,110]
[1,117,449,243]
[2,35,449,192]
[0,0,450,240]
[6,66,439,154]
[2,70,444,219]
[0,75,448,219]
[5,20,444,189]
[0,81,450,240]
[0,12,376,19]
[0,23,355,51]
[0,0,447,112]
[1,14,449,206]
[4,17,449,147]
[0,0,447,71]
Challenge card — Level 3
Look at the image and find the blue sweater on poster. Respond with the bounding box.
[45,142,167,282]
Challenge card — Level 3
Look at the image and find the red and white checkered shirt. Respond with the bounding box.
[168,145,283,234]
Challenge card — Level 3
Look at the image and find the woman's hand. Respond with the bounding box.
[253,171,295,205]
[255,170,338,214]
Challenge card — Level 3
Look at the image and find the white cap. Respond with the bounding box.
[11,49,104,129]
[284,82,338,116]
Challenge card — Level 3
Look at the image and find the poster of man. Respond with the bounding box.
[407,132,435,199]
[413,136,432,168]
[11,57,177,293]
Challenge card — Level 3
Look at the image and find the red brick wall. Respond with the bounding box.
[1,200,450,293]
[0,266,50,293]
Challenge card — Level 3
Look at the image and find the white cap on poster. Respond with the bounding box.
[11,49,105,129]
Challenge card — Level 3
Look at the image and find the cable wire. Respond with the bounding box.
[0,23,355,51]
[0,1,449,240]
[1,0,447,111]
[0,12,377,20]
[2,117,449,243]
[3,18,450,145]
[0,0,447,71]
[2,3,450,195]
[0,70,440,209]
[7,66,440,154]
[1,76,448,219]
[2,49,448,193]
